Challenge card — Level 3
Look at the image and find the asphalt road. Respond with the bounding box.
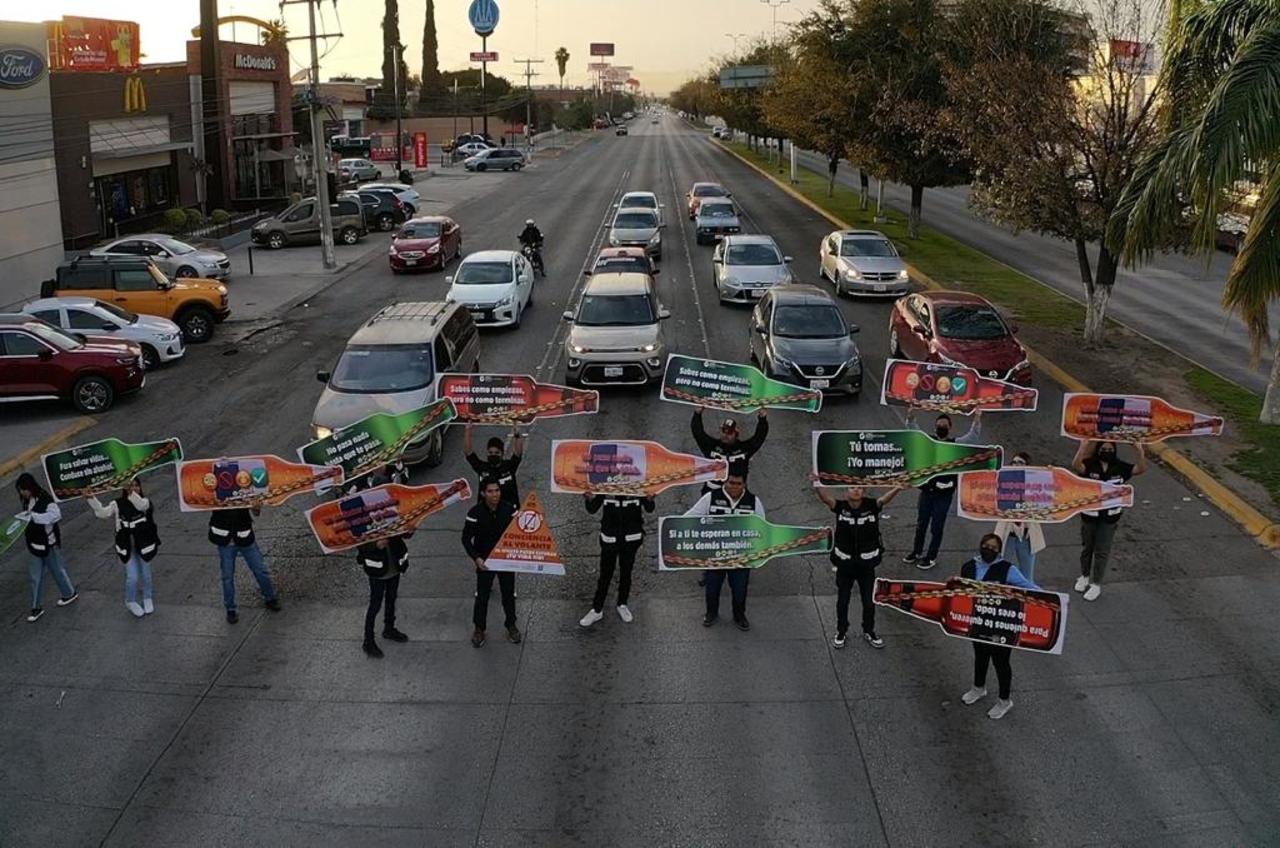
[3,116,1278,847]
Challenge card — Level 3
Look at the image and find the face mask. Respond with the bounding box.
[1098,449,1116,461]
[980,548,999,564]
[936,427,950,439]
[487,455,502,465]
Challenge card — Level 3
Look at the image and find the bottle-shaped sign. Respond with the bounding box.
[1062,393,1224,443]
[177,455,341,511]
[43,436,183,501]
[436,373,599,424]
[306,479,471,554]
[882,359,1038,413]
[957,465,1134,523]
[873,577,1067,654]
[550,439,728,496]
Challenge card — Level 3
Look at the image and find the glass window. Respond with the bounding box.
[116,270,158,292]
[935,305,1009,340]
[108,241,144,255]
[154,238,195,256]
[700,204,736,219]
[330,345,434,393]
[726,244,782,266]
[575,294,655,326]
[455,262,514,285]
[841,237,896,257]
[68,309,111,331]
[594,257,650,274]
[773,305,848,339]
[694,184,728,198]
[433,336,452,371]
[30,309,62,326]
[286,203,314,222]
[98,302,138,324]
[614,211,658,229]
[621,194,657,209]
[399,222,442,238]
[1,332,49,356]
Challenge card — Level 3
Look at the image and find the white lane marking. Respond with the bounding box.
[663,144,713,358]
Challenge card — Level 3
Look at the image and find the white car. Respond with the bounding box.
[819,229,911,296]
[23,297,184,370]
[453,141,493,160]
[617,191,664,225]
[363,182,421,214]
[445,250,535,328]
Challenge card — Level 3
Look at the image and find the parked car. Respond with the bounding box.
[819,229,910,296]
[617,191,664,225]
[608,208,664,260]
[452,141,494,161]
[91,234,231,280]
[889,291,1031,384]
[39,255,229,343]
[749,285,862,397]
[23,297,183,370]
[445,250,535,328]
[363,182,421,214]
[687,181,731,219]
[615,125,629,136]
[0,313,145,413]
[446,133,492,153]
[694,199,742,245]
[464,148,527,172]
[343,189,409,232]
[338,158,381,182]
[390,216,462,273]
[251,197,367,250]
[562,271,671,387]
[588,247,658,278]
[712,235,793,303]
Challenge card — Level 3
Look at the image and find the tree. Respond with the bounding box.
[259,19,287,48]
[555,47,570,99]
[419,0,443,105]
[670,75,718,120]
[371,0,406,118]
[1108,0,1280,421]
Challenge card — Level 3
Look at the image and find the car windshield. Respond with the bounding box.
[694,185,728,197]
[727,244,782,266]
[935,304,1008,340]
[773,305,848,339]
[98,301,138,324]
[614,212,658,229]
[27,321,83,350]
[576,293,655,326]
[399,222,442,238]
[455,262,513,284]
[701,204,736,219]
[595,257,650,274]
[155,237,195,255]
[330,344,434,393]
[622,195,657,209]
[841,237,895,257]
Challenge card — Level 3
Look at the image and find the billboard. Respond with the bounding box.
[719,65,774,90]
[46,17,141,72]
[590,42,616,57]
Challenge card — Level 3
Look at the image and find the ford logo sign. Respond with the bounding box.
[0,46,46,90]
[468,0,500,37]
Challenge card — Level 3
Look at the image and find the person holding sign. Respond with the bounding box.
[88,479,160,618]
[14,473,78,623]
[686,472,765,630]
[990,452,1047,581]
[208,508,281,624]
[352,465,412,658]
[579,493,656,627]
[690,406,769,493]
[902,409,983,570]
[463,478,520,648]
[812,479,902,649]
[1071,440,1147,601]
[958,534,1041,720]
[464,424,525,506]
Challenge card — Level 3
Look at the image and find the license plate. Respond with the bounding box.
[604,366,624,377]
[404,259,417,266]
[750,289,765,298]
[875,284,886,292]
[810,379,830,389]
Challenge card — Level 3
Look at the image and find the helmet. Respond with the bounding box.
[526,219,535,226]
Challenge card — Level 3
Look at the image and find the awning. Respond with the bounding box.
[94,141,192,161]
[254,146,297,162]
[231,131,300,141]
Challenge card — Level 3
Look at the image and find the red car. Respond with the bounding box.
[888,291,1032,385]
[0,314,145,413]
[587,247,659,278]
[389,216,462,273]
[686,182,731,219]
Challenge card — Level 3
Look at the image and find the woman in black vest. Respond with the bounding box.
[89,478,160,618]
[15,472,78,623]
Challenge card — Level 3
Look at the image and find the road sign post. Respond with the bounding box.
[468,0,500,136]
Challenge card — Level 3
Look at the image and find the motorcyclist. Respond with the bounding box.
[518,219,545,276]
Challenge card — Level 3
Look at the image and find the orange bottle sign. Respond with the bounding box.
[957,466,1133,523]
[1062,393,1224,443]
[177,455,342,511]
[881,358,1038,414]
[436,373,599,425]
[484,492,565,575]
[306,479,471,554]
[550,439,728,496]
[874,577,1069,654]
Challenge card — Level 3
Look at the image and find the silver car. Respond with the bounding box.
[712,235,793,303]
[91,234,230,280]
[339,158,381,182]
[819,229,911,296]
[608,208,664,260]
[694,200,742,245]
[617,191,664,225]
[563,272,671,387]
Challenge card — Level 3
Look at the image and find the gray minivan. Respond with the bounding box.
[251,197,367,250]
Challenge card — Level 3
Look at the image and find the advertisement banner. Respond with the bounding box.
[47,17,141,72]
[436,373,599,425]
[484,492,565,575]
[1061,393,1224,443]
[413,132,428,168]
[590,42,616,57]
[881,358,1038,414]
[0,515,28,556]
[660,354,822,413]
[176,456,341,512]
[957,467,1133,523]
[658,515,831,570]
[874,577,1069,654]
[811,430,1002,488]
[550,440,727,496]
[43,437,183,502]
[306,479,471,554]
[297,399,456,479]
[469,51,499,62]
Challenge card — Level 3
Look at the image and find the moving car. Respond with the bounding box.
[616,125,629,136]
[389,216,462,273]
[23,297,184,370]
[749,285,862,397]
[312,302,480,467]
[251,196,367,250]
[712,235,793,302]
[608,208,664,260]
[344,189,409,232]
[694,199,742,245]
[40,255,229,343]
[464,148,527,172]
[0,313,145,413]
[91,234,230,280]
[618,191,664,225]
[362,182,421,215]
[562,271,671,387]
[338,158,380,182]
[687,181,730,218]
[589,247,658,278]
[818,229,910,296]
[445,250,535,328]
[889,291,1031,385]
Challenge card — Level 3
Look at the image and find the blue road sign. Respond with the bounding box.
[468,0,500,37]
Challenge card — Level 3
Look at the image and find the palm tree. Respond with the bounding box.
[554,47,570,100]
[1108,0,1280,423]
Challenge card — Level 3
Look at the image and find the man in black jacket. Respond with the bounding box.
[579,493,655,627]
[813,480,902,649]
[463,478,520,648]
[463,424,525,506]
[690,406,769,493]
[357,535,411,658]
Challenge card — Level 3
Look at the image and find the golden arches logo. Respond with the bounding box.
[123,76,147,113]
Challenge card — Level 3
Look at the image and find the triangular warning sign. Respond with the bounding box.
[485,492,565,575]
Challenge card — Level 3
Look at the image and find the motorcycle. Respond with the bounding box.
[520,240,546,278]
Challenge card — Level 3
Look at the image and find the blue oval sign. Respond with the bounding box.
[0,46,47,90]
[468,0,500,37]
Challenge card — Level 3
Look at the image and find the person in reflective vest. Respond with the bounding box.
[690,406,769,493]
[902,408,983,570]
[350,464,412,658]
[89,477,160,618]
[686,472,764,630]
[208,506,280,624]
[579,493,655,628]
[14,472,77,624]
[464,424,525,506]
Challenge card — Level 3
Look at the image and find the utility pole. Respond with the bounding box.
[512,58,544,149]
[199,0,224,210]
[389,43,404,175]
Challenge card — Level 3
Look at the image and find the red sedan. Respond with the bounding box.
[0,314,145,413]
[686,182,730,219]
[888,290,1032,385]
[389,216,461,273]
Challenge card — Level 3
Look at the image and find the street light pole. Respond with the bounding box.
[389,43,403,175]
[724,32,747,53]
[760,0,791,43]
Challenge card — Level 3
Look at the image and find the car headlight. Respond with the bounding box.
[937,351,963,367]
[847,349,862,366]
[313,425,333,440]
[609,235,621,246]
[1011,358,1030,372]
[115,356,137,366]
[648,232,661,245]
[772,354,795,372]
[427,244,440,253]
[845,268,863,281]
[896,269,910,281]
[640,343,657,352]
[159,332,179,342]
[569,343,587,354]
[496,295,513,307]
[389,245,399,255]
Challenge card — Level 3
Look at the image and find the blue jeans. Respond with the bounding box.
[1003,534,1036,582]
[704,569,749,620]
[911,490,954,560]
[28,547,75,609]
[217,543,276,611]
[125,553,154,604]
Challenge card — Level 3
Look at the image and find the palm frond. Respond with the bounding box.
[1107,127,1194,262]
[1223,162,1280,362]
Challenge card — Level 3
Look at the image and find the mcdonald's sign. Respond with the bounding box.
[123,75,147,113]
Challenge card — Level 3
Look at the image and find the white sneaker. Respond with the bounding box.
[961,686,987,705]
[1073,575,1090,593]
[987,698,1013,720]
[616,604,634,623]
[579,608,604,628]
[1083,583,1102,601]
[125,601,145,618]
[143,599,155,615]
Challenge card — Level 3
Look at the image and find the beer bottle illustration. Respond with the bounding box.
[551,440,728,495]
[307,479,471,553]
[958,466,1134,523]
[1063,393,1224,442]
[873,578,1063,652]
[178,455,342,510]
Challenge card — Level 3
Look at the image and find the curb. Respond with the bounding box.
[714,138,1280,551]
[0,416,96,480]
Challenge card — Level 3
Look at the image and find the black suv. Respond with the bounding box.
[344,189,409,232]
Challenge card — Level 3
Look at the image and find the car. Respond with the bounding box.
[748,285,862,397]
[588,247,658,278]
[22,297,184,371]
[562,271,671,387]
[0,313,145,413]
[819,229,911,296]
[389,216,462,273]
[343,189,409,232]
[338,158,381,182]
[615,125,629,136]
[711,127,729,139]
[91,234,231,280]
[889,291,1031,385]
[39,255,229,343]
[453,141,494,161]
[687,181,731,219]
[694,199,742,245]
[251,196,367,250]
[312,302,480,467]
[712,235,793,303]
[447,133,492,153]
[464,148,527,172]
[362,182,421,215]
[617,191,664,225]
[650,117,659,124]
[608,208,664,260]
[445,250,536,329]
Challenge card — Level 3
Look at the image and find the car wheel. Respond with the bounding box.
[476,163,488,172]
[889,328,902,358]
[72,375,114,414]
[176,266,198,278]
[179,307,215,343]
[512,162,523,171]
[423,429,445,468]
[140,345,161,371]
[267,231,286,250]
[340,226,360,245]
[377,214,395,232]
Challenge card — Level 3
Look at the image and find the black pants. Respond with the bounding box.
[593,543,638,611]
[474,569,517,630]
[973,643,1013,700]
[835,563,877,636]
[365,574,400,641]
[705,568,749,620]
[911,489,954,560]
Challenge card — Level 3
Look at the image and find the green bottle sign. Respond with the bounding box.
[811,430,1002,487]
[658,514,831,570]
[660,354,822,413]
[297,399,457,479]
[42,437,183,502]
